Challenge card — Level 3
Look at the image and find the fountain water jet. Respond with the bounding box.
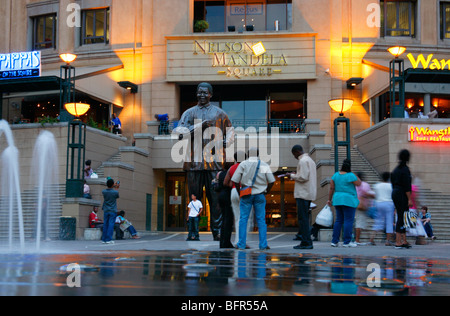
[0,120,25,251]
[32,130,59,251]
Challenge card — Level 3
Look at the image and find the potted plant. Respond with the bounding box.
[194,20,209,32]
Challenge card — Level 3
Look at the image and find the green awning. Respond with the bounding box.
[404,68,450,84]
[0,76,61,93]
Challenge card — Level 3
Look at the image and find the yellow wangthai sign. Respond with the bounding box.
[407,53,450,70]
[408,125,450,142]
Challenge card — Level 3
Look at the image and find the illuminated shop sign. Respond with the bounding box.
[193,40,287,79]
[0,51,41,80]
[408,125,450,142]
[407,53,450,70]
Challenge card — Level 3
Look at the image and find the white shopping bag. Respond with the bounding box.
[315,205,333,227]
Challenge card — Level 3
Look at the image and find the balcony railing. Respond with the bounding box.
[157,119,305,135]
[232,119,305,134]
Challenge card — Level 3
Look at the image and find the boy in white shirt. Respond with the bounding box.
[187,194,203,241]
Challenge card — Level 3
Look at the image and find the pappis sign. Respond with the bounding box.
[0,51,41,80]
[408,125,450,142]
[193,40,287,79]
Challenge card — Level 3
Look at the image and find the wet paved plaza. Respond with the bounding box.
[1,233,450,297]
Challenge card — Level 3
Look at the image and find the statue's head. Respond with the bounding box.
[197,82,213,106]
[197,82,213,94]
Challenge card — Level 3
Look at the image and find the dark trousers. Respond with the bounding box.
[424,223,434,237]
[295,198,312,245]
[187,216,200,240]
[114,223,124,240]
[187,171,222,238]
[219,188,234,248]
[392,190,408,233]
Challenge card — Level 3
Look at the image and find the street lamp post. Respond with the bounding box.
[388,46,406,118]
[59,53,77,122]
[59,54,91,198]
[329,98,354,172]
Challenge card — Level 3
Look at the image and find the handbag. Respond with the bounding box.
[240,160,261,198]
[315,205,333,227]
[403,209,418,229]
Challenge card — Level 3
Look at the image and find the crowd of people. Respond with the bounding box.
[184,147,437,251]
[327,149,436,249]
[88,145,436,250]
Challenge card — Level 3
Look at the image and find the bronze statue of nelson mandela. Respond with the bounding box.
[174,82,235,240]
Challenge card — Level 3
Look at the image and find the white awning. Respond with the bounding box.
[41,64,126,107]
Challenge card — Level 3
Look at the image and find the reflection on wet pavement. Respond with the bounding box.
[0,250,449,296]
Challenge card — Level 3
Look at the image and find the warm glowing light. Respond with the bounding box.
[252,42,266,57]
[388,46,406,58]
[60,53,77,64]
[64,103,90,117]
[328,99,354,114]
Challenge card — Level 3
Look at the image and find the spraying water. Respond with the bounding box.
[0,120,25,251]
[32,130,59,251]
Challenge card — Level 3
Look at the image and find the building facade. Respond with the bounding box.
[1,0,450,237]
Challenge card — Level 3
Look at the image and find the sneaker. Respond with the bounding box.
[294,244,314,250]
[330,242,338,247]
[343,242,357,248]
[106,241,115,244]
[260,246,271,250]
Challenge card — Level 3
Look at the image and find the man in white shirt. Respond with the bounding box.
[187,194,203,241]
[289,145,317,250]
[231,148,275,250]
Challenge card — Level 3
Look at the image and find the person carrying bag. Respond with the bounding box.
[186,194,203,241]
[239,160,261,197]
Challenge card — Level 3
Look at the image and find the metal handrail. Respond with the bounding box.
[157,119,305,135]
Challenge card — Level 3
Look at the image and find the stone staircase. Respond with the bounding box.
[93,151,122,179]
[0,184,65,241]
[330,147,381,185]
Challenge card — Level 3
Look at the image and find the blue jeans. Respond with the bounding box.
[102,211,116,242]
[237,194,267,250]
[332,205,356,245]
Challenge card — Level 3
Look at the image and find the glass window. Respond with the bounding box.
[33,14,57,50]
[206,1,226,32]
[180,84,305,132]
[266,0,289,31]
[223,100,267,129]
[82,8,110,45]
[381,0,416,37]
[441,2,450,39]
[194,0,291,32]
